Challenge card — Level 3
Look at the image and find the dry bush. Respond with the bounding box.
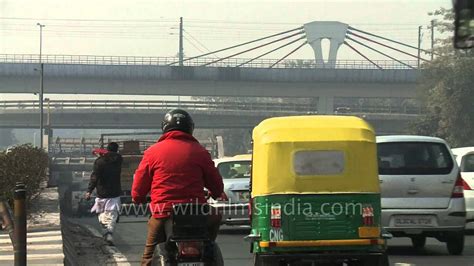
[0,145,48,204]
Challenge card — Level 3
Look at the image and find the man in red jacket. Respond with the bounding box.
[132,109,226,265]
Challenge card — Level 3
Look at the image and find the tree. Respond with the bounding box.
[411,8,474,147]
[0,145,48,205]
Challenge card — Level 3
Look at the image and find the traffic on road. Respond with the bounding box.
[1,1,473,265]
[72,114,474,266]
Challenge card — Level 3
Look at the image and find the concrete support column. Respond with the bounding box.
[317,95,334,114]
[43,127,52,153]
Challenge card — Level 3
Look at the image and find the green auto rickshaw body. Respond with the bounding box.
[249,116,388,265]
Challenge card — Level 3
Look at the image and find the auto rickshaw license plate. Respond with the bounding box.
[358,226,381,238]
[393,215,436,226]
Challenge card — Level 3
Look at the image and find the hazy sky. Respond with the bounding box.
[1,0,450,58]
[0,0,451,101]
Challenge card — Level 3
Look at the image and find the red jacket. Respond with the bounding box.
[131,131,223,218]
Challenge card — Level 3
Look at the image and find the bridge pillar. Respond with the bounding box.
[317,96,334,114]
[303,21,349,68]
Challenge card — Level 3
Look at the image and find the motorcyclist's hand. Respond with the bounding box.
[217,192,229,201]
[204,189,211,200]
[85,192,91,201]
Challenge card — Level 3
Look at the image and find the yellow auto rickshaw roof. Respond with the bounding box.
[253,115,375,143]
[251,116,379,196]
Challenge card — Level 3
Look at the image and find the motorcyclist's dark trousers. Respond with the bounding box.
[141,210,222,266]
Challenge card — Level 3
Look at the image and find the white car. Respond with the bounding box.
[451,147,474,226]
[211,154,251,225]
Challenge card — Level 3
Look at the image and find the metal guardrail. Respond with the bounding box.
[0,100,424,115]
[334,105,423,115]
[0,100,318,114]
[0,54,419,69]
[49,137,218,157]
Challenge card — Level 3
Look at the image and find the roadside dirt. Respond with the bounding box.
[62,217,112,265]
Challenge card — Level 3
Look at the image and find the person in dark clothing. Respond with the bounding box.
[86,142,123,245]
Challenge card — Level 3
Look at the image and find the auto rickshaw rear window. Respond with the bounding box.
[293,150,345,176]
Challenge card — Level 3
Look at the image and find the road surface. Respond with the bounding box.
[73,217,474,266]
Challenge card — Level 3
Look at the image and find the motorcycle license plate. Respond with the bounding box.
[177,263,204,266]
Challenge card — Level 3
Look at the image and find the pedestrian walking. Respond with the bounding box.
[85,142,123,245]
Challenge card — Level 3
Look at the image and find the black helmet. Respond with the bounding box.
[161,109,194,134]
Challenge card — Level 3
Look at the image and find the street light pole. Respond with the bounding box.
[37,23,45,149]
[45,98,51,152]
[431,20,435,61]
[417,25,422,68]
[179,17,184,66]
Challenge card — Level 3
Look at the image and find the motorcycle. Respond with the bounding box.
[156,203,224,266]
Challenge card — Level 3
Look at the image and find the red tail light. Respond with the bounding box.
[452,173,465,198]
[362,206,374,226]
[177,242,202,257]
[270,205,281,228]
[463,178,472,190]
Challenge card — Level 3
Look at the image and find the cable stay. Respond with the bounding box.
[343,41,382,70]
[347,31,429,62]
[348,26,437,56]
[183,30,220,60]
[168,26,304,66]
[236,36,307,67]
[201,30,304,66]
[269,41,308,69]
[346,36,415,69]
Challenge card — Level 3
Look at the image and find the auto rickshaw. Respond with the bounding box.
[246,116,389,266]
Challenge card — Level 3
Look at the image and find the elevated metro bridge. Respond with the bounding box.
[0,55,419,114]
[0,21,430,114]
[0,99,421,133]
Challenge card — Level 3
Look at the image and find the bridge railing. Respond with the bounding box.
[0,54,418,69]
[0,100,318,114]
[0,100,423,115]
[334,105,423,115]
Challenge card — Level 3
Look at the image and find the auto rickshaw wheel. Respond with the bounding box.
[411,235,426,250]
[378,254,390,266]
[253,254,285,266]
[358,254,389,266]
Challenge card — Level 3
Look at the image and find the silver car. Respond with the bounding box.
[210,154,251,226]
[451,147,474,227]
[377,136,466,255]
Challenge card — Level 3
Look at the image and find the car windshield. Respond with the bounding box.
[461,153,474,172]
[217,161,251,179]
[378,142,453,175]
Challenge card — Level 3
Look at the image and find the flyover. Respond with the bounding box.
[0,99,420,133]
[0,22,428,115]
[0,54,420,114]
